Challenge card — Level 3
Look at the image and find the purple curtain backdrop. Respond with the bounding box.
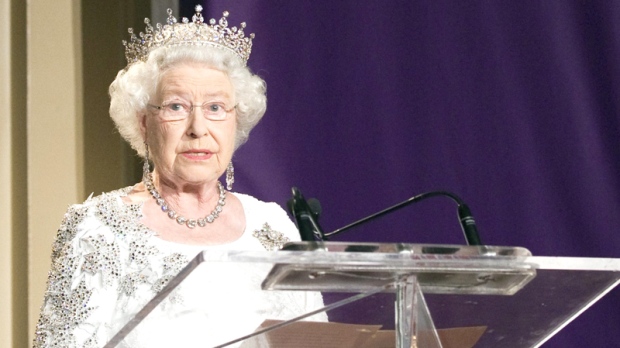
[181,1,619,346]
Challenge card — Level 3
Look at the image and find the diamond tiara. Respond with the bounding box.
[122,5,255,67]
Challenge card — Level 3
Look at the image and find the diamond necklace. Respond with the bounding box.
[143,171,226,229]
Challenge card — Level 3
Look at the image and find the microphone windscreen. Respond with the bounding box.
[307,198,322,216]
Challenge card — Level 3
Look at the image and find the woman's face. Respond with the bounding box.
[141,62,237,187]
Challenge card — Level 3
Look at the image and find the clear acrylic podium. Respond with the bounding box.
[104,242,620,348]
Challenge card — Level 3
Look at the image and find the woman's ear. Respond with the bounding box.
[139,112,147,138]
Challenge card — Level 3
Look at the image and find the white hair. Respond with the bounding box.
[109,46,267,157]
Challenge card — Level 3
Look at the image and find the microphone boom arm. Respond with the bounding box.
[324,191,482,246]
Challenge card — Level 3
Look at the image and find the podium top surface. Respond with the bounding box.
[195,241,620,272]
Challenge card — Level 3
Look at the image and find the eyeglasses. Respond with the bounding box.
[148,101,237,121]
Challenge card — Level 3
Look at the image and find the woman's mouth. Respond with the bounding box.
[181,150,212,160]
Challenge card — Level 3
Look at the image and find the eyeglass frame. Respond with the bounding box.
[147,101,238,121]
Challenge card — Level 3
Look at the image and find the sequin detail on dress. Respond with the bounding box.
[34,187,189,347]
[252,222,290,250]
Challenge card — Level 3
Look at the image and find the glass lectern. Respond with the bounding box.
[104,242,620,348]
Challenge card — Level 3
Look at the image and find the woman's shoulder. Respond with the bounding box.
[232,192,301,248]
[233,192,291,221]
[53,186,147,250]
[62,186,139,227]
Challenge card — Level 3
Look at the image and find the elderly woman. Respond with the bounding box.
[34,6,325,348]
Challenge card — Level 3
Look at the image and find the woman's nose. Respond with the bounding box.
[187,107,210,138]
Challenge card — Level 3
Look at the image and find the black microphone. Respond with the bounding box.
[324,191,483,246]
[287,187,325,241]
[457,203,482,246]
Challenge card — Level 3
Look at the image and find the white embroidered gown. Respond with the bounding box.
[33,187,326,348]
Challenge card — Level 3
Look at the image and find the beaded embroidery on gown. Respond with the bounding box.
[33,187,326,348]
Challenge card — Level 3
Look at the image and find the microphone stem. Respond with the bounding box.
[324,191,463,238]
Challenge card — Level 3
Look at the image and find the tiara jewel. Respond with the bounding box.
[122,5,254,67]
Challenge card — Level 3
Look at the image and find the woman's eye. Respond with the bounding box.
[167,103,185,112]
[208,104,221,112]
